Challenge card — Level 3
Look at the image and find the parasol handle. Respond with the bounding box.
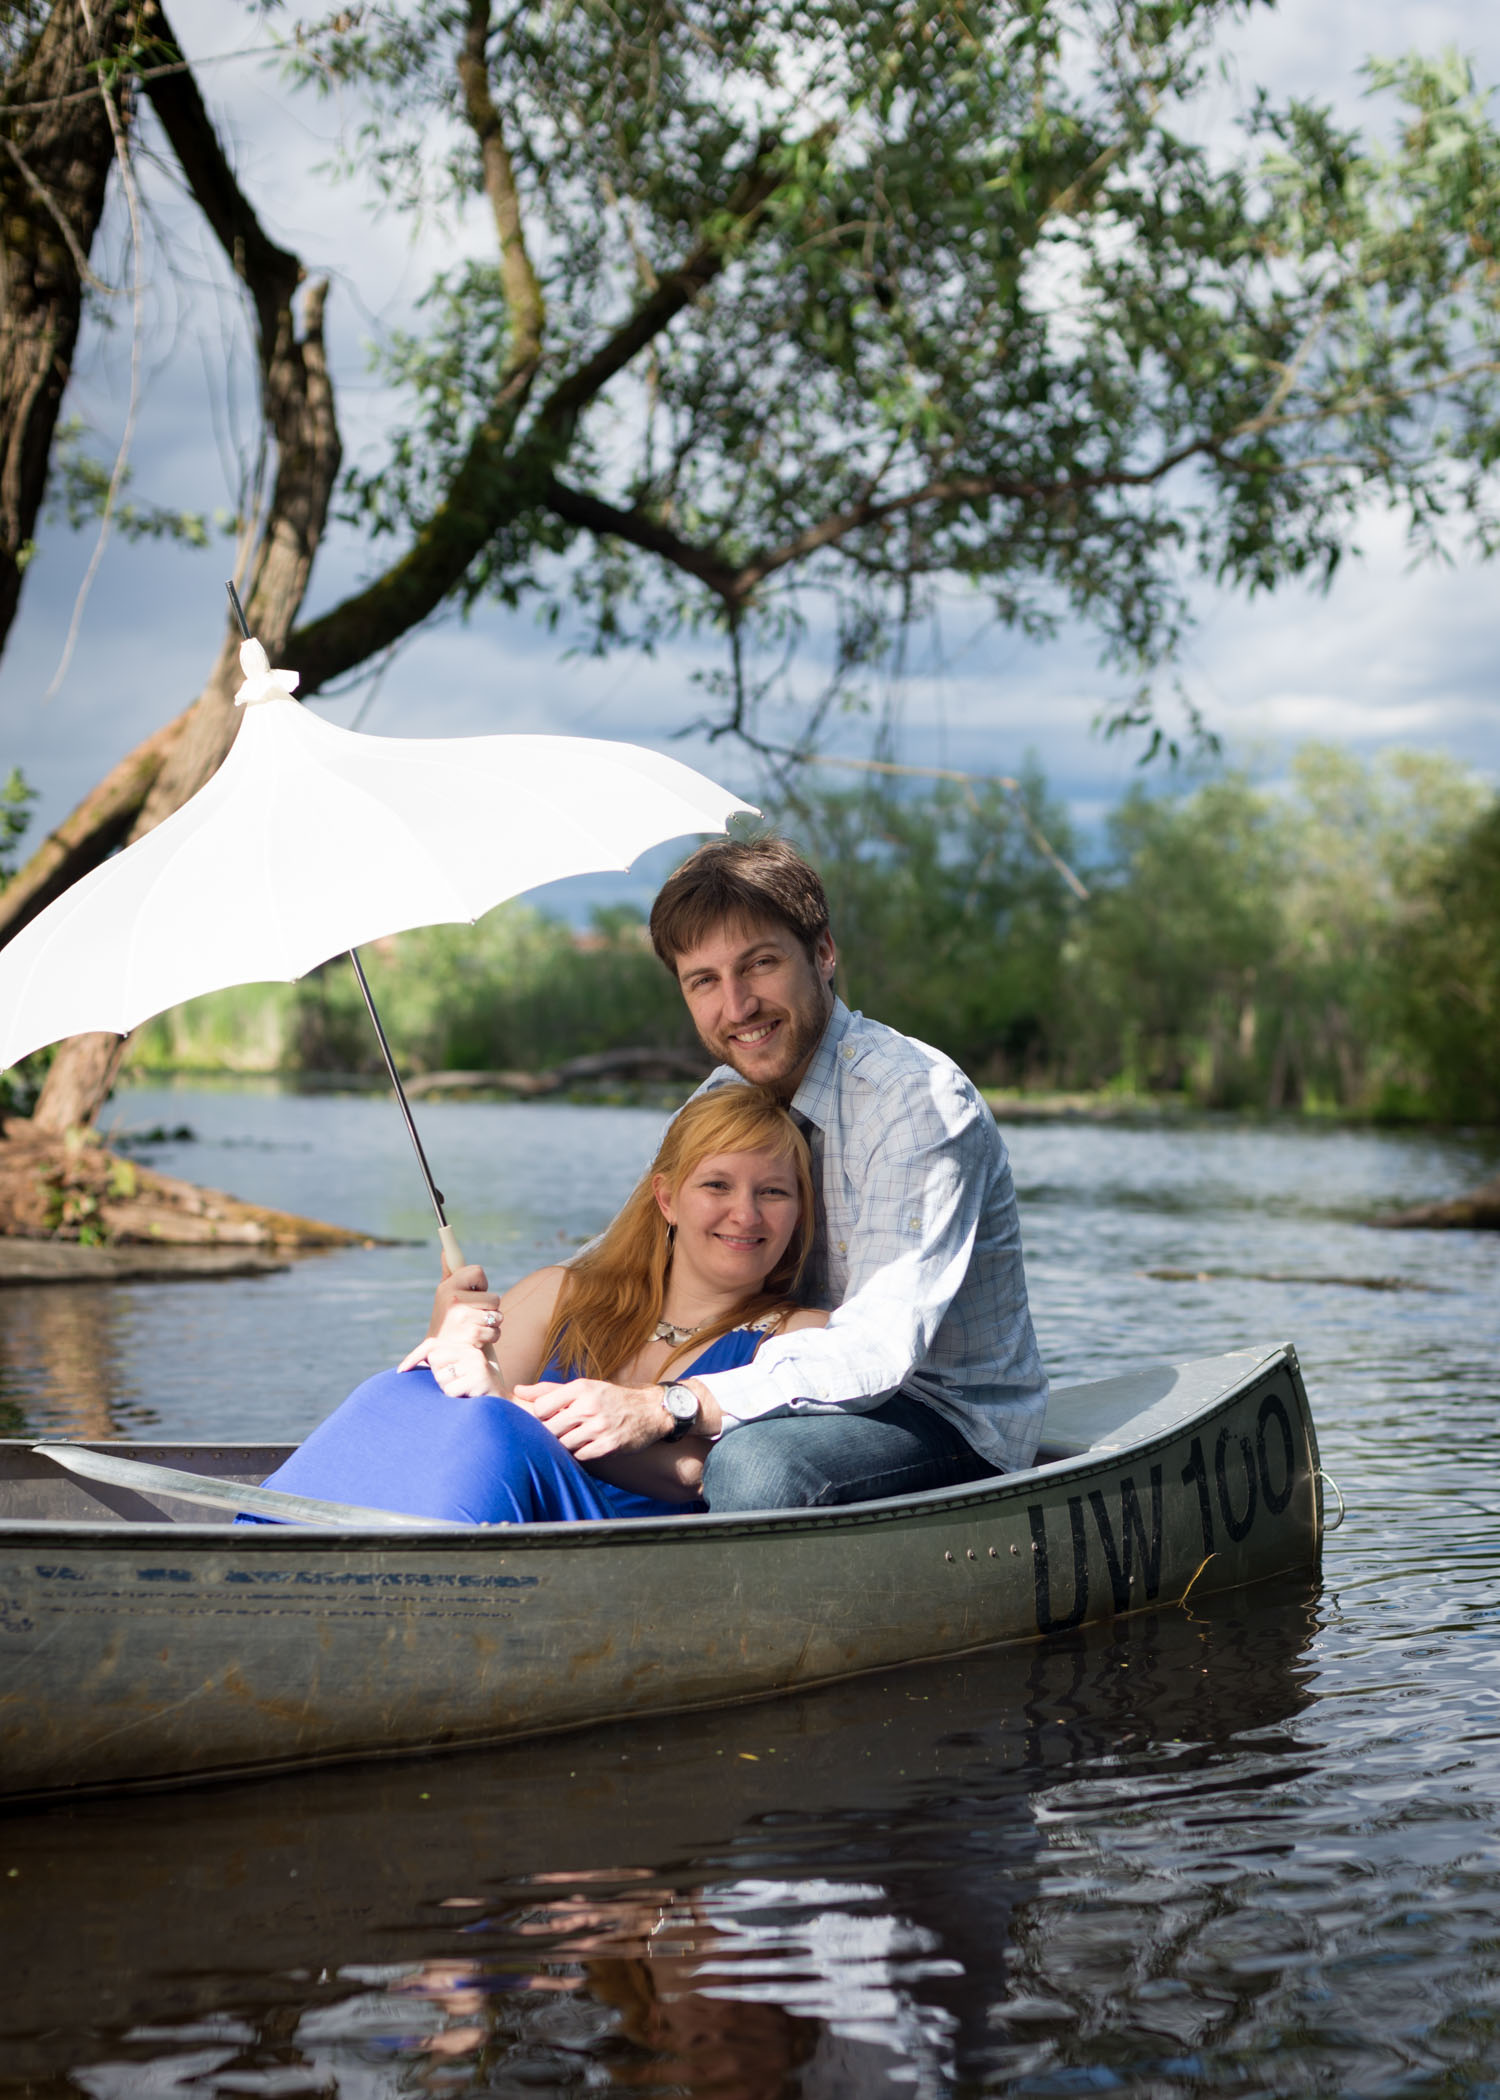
[348,946,463,1267]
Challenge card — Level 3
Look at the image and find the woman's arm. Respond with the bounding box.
[584,1437,710,1505]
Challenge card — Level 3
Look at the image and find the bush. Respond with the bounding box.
[132,902,692,1075]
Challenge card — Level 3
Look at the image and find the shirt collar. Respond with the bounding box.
[789,998,852,1131]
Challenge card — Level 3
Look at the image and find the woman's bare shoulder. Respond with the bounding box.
[777,1305,830,1332]
[499,1264,569,1315]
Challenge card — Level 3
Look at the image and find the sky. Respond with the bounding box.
[2,0,1498,917]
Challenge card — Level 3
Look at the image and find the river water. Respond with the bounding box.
[2,1088,1499,2097]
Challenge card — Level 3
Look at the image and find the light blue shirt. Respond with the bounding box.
[694,999,1048,1472]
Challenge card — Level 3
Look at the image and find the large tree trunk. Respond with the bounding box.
[0,0,143,655]
[0,707,183,944]
[29,2,341,1134]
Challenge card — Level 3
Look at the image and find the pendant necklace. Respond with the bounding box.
[654,1316,705,1345]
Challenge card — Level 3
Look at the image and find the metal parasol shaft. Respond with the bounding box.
[224,581,465,1272]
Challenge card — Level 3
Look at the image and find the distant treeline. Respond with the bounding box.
[117,744,1500,1124]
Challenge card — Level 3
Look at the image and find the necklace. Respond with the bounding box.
[654,1316,706,1345]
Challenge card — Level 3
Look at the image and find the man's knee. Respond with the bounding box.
[701,1422,832,1512]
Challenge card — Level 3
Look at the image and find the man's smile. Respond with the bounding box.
[729,1019,781,1046]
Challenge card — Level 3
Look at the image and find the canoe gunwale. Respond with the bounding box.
[1,1344,1315,1553]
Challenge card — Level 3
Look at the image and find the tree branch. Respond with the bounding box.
[289,132,793,689]
[457,0,543,396]
[538,438,1218,610]
[138,0,299,352]
[529,135,789,446]
[542,475,742,599]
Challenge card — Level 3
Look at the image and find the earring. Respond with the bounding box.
[665,1222,676,1251]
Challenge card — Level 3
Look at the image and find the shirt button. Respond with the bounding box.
[838,1240,847,1253]
[842,1045,855,1061]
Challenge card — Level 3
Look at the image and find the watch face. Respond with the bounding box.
[664,1384,697,1425]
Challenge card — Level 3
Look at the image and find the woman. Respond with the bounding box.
[255,1087,827,1524]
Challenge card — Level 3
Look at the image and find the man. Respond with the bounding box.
[437,836,1048,1509]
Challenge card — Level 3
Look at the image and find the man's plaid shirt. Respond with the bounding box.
[695,999,1048,1473]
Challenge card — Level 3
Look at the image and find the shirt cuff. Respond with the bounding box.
[695,1357,813,1425]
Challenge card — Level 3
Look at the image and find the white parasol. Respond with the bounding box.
[0,603,754,1262]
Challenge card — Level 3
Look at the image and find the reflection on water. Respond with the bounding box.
[6,1587,1321,2096]
[0,1284,132,1441]
[1,1091,1498,2095]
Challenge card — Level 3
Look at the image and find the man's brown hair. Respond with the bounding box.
[650,836,831,972]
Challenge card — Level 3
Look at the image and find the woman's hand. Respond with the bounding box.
[399,1303,503,1397]
[429,1263,499,1336]
[426,1340,501,1399]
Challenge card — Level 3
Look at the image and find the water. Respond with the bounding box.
[3,1089,1499,2097]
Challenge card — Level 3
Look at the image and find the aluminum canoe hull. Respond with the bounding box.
[0,1344,1322,1799]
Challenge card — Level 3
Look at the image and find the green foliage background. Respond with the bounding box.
[129,746,1500,1124]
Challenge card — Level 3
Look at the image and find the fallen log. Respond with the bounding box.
[0,1118,379,1249]
[1372,1173,1500,1231]
[407,1046,711,1099]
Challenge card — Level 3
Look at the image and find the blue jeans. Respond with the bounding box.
[700,1395,998,1512]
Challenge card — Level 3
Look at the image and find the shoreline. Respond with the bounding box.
[0,1240,293,1287]
[113,1065,1500,1137]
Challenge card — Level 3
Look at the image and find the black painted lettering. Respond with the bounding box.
[1088,1469,1163,1611]
[1125,1467,1164,1598]
[1181,1438,1215,1556]
[1087,1490,1129,1611]
[1028,1498,1090,1634]
[1214,1425,1258,1542]
[1256,1391,1296,1515]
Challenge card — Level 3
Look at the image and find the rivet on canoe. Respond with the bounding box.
[1009,1545,1018,1556]
[944,1551,954,1563]
[966,1549,977,1560]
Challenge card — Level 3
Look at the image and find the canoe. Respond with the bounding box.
[0,1343,1325,1801]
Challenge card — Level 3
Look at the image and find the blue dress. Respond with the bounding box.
[251,1326,768,1526]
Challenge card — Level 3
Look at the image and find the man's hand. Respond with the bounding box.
[512,1377,721,1460]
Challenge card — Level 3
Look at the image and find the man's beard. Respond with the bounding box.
[706,994,832,1100]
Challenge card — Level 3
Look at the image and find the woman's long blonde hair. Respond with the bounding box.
[540,1086,815,1382]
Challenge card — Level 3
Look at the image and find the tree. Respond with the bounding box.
[8,0,1500,1129]
[778,772,1077,1082]
[7,0,342,1130]
[1059,747,1486,1111]
[1389,798,1500,1123]
[0,0,147,656]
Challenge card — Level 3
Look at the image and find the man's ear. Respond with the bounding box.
[815,930,838,987]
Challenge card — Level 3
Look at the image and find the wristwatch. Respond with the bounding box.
[660,1381,700,1442]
